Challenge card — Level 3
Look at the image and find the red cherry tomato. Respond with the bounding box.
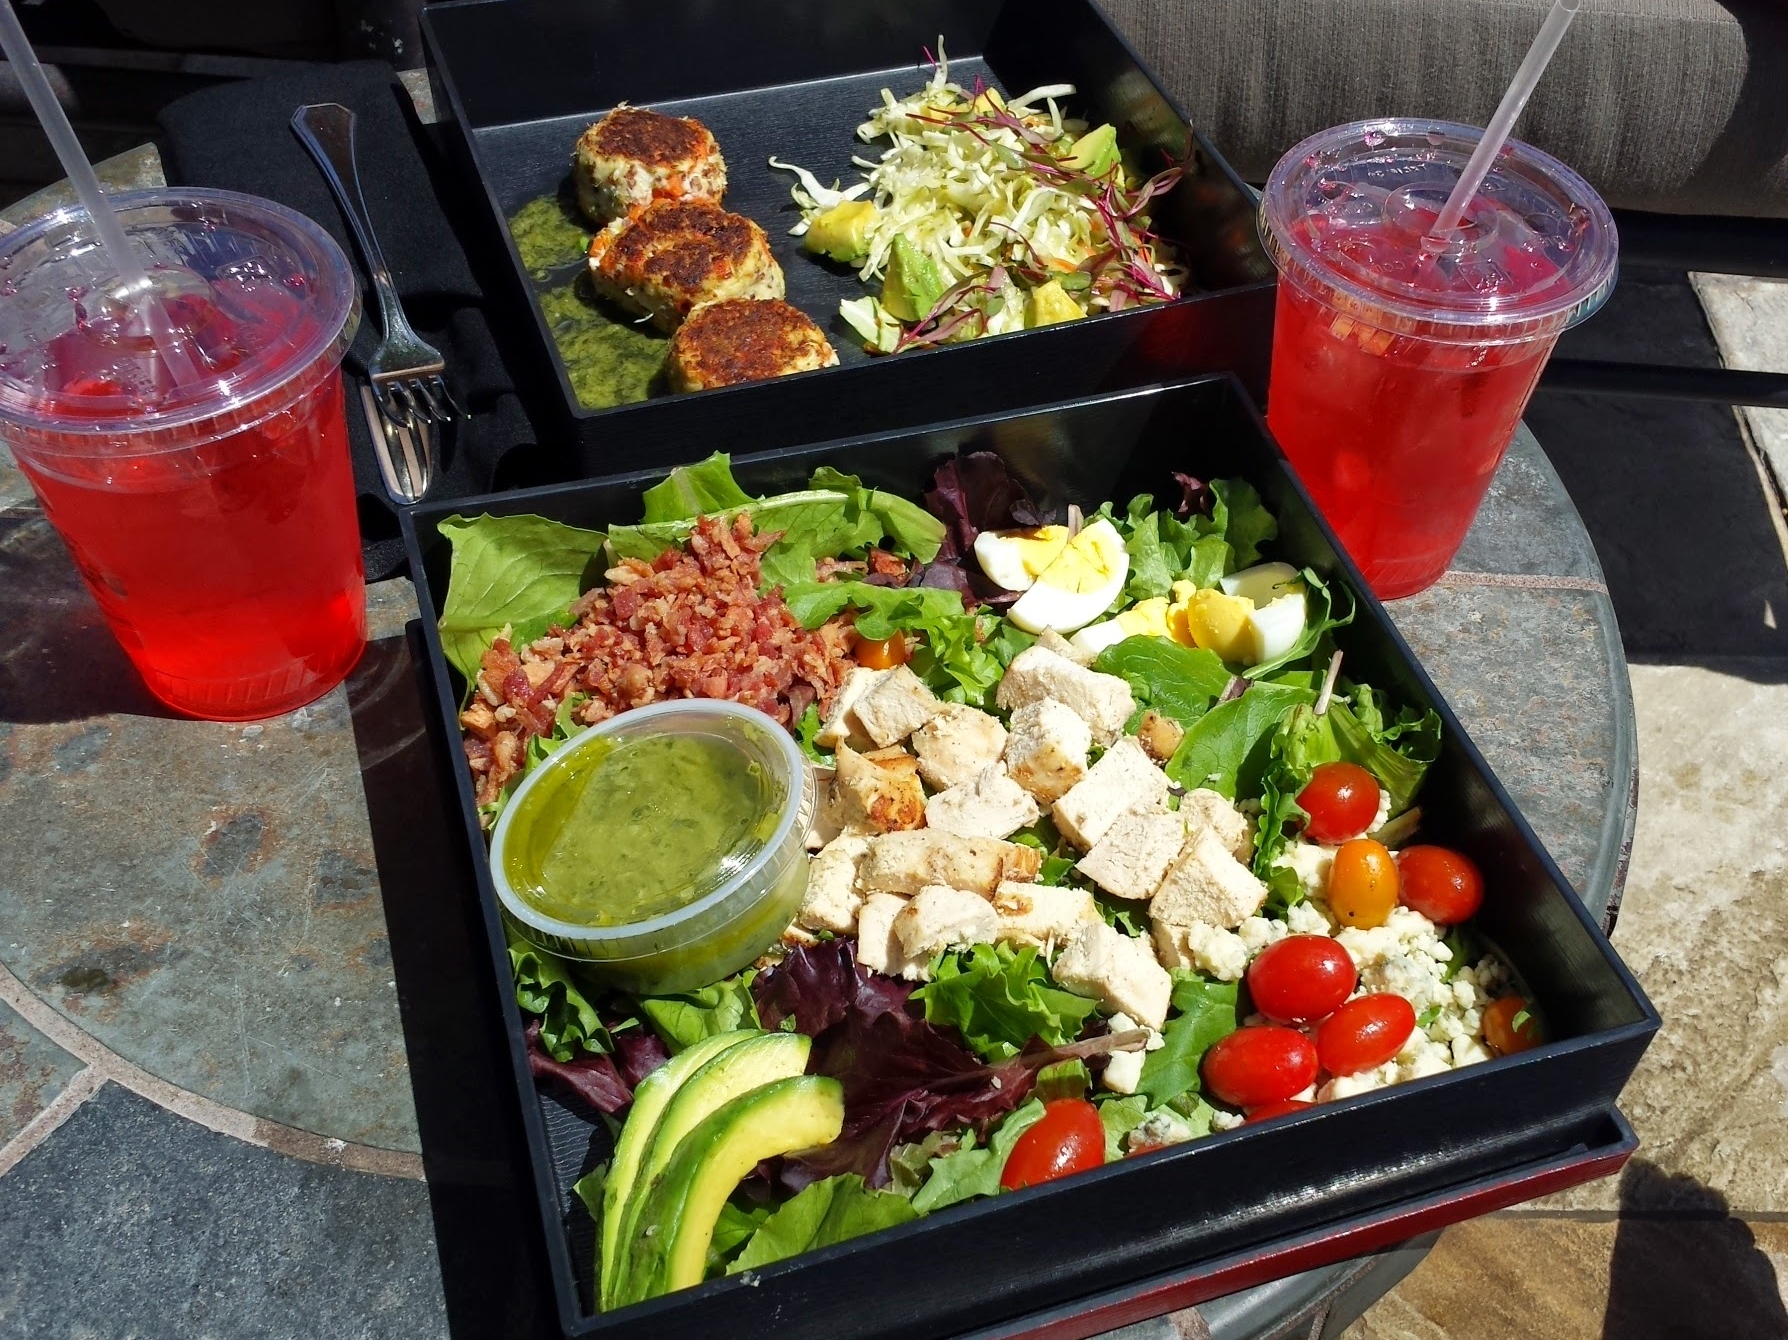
[1316,994,1417,1076]
[1397,846,1485,925]
[1000,1099,1105,1191]
[1297,762,1381,844]
[1244,1098,1315,1125]
[1247,936,1357,1024]
[1201,1026,1320,1108]
[1482,996,1543,1056]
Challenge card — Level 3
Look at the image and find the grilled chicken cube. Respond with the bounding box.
[666,298,839,393]
[833,745,926,833]
[995,645,1134,745]
[1075,810,1187,900]
[912,703,1008,792]
[1002,698,1091,803]
[572,106,726,226]
[893,886,999,961]
[1051,737,1170,851]
[815,666,889,751]
[587,199,784,332]
[1180,786,1255,863]
[798,834,872,935]
[924,765,1041,841]
[1051,919,1173,1029]
[856,830,1042,897]
[851,665,945,748]
[856,892,928,980]
[991,881,1100,950]
[1151,825,1268,930]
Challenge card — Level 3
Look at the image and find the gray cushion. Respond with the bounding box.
[1098,0,1788,218]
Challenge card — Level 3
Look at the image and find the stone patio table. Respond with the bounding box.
[0,157,1633,1340]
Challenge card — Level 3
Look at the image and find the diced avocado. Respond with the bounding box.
[598,1030,754,1310]
[1028,280,1085,327]
[609,1030,810,1303]
[804,199,876,264]
[880,236,945,322]
[1063,123,1121,176]
[622,1075,846,1304]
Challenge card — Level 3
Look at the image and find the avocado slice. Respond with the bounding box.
[609,1031,810,1303]
[621,1075,846,1305]
[1028,279,1085,327]
[1063,123,1121,177]
[804,199,876,263]
[598,1030,754,1311]
[880,236,945,323]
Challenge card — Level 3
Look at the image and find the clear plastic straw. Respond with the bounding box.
[1429,0,1582,240]
[0,0,201,384]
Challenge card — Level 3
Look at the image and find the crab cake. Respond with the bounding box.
[586,200,785,332]
[665,299,839,393]
[571,106,727,225]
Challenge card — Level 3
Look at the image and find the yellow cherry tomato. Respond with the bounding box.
[1327,838,1399,928]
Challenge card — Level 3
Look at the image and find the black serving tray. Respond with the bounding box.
[400,375,1658,1340]
[419,0,1276,477]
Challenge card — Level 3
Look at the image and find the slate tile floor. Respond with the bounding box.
[1342,271,1788,1339]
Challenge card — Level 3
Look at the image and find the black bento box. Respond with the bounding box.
[418,0,1276,476]
[400,374,1658,1339]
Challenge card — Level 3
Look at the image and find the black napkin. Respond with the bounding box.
[157,60,542,581]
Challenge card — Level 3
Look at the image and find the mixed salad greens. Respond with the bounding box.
[772,44,1188,354]
[441,450,1538,1312]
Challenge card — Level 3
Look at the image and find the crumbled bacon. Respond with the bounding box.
[460,513,852,811]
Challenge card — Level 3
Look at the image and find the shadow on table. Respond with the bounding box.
[345,627,558,1340]
[0,509,175,724]
[1529,267,1788,673]
[1602,1160,1788,1340]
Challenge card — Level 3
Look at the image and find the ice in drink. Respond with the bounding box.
[0,189,364,719]
[1259,121,1618,599]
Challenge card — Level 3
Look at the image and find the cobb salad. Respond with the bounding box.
[437,451,1544,1310]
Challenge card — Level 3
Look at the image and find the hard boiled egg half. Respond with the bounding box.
[976,518,1130,634]
[1221,562,1308,664]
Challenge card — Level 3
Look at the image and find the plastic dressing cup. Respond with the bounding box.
[1258,120,1618,599]
[0,188,365,719]
[491,700,816,995]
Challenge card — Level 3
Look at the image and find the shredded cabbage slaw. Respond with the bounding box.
[770,43,1190,354]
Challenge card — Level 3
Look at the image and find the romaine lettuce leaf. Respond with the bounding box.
[1209,478,1277,569]
[636,974,759,1053]
[810,466,946,561]
[508,923,610,1062]
[909,1098,1046,1213]
[1136,972,1238,1106]
[1096,1094,1151,1160]
[639,451,754,521]
[1094,636,1232,728]
[435,513,605,682]
[727,1174,918,1274]
[1165,681,1316,799]
[912,942,1099,1061]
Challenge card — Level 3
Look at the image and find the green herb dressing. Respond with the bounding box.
[506,191,592,279]
[503,734,779,926]
[507,187,668,409]
[537,278,668,409]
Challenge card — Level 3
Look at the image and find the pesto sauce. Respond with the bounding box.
[536,276,668,409]
[503,734,775,926]
[506,189,592,279]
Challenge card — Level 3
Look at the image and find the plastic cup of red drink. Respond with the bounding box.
[1258,120,1618,599]
[0,188,365,720]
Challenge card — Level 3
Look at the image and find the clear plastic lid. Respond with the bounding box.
[0,188,357,443]
[1259,119,1618,344]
